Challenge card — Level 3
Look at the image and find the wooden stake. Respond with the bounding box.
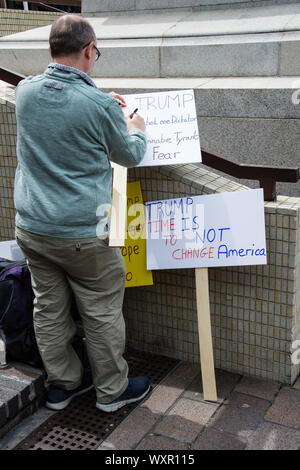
[109,106,129,248]
[195,267,217,402]
[109,163,127,247]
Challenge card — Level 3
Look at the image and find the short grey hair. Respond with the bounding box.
[49,15,96,58]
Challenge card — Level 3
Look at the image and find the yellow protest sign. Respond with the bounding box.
[120,181,153,288]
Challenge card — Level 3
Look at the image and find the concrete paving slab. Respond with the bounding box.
[97,406,161,450]
[193,427,247,449]
[234,375,280,401]
[142,375,192,414]
[246,421,300,450]
[169,362,201,380]
[264,387,300,428]
[136,434,189,450]
[152,397,218,442]
[183,368,241,403]
[151,413,204,443]
[208,392,271,439]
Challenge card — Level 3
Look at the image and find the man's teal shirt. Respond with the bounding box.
[14,65,147,238]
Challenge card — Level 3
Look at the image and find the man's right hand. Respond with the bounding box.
[126,113,146,133]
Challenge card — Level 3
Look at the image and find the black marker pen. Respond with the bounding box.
[130,108,138,119]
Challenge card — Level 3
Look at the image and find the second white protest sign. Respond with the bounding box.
[145,188,267,270]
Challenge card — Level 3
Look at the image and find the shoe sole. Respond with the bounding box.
[46,384,94,411]
[96,385,151,413]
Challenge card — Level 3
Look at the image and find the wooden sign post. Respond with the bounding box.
[109,163,127,247]
[195,268,217,402]
[109,107,128,248]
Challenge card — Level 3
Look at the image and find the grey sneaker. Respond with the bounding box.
[96,376,150,413]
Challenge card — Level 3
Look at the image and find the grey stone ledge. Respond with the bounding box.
[82,0,300,16]
[5,4,300,42]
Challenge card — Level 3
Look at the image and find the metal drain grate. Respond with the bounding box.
[14,348,180,450]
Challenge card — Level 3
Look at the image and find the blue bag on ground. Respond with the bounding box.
[0,257,42,367]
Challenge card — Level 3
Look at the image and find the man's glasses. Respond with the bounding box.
[82,41,101,62]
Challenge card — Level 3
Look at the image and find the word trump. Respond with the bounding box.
[134,91,194,112]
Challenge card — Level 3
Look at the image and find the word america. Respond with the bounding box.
[172,245,266,260]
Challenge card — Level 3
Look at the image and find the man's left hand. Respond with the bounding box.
[110,91,126,108]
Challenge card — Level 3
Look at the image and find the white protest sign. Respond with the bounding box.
[146,189,267,270]
[122,89,201,167]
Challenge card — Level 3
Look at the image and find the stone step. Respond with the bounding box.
[82,0,300,16]
[1,4,300,77]
[0,363,46,440]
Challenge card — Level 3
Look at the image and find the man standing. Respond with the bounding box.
[14,15,150,413]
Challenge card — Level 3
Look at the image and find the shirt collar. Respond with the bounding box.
[47,62,98,88]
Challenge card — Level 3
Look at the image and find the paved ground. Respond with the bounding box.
[97,363,300,451]
[1,361,300,451]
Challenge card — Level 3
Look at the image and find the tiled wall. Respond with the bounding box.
[0,82,299,384]
[0,83,16,240]
[0,8,61,37]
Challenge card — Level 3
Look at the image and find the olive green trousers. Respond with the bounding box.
[16,226,129,403]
